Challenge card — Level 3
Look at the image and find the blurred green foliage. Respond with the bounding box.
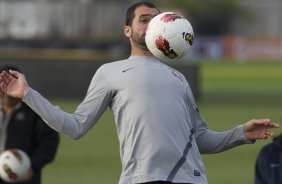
[156,0,245,35]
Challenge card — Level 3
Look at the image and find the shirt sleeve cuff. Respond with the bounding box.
[22,86,31,100]
[238,124,256,144]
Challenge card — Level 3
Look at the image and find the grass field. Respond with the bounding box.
[42,62,282,184]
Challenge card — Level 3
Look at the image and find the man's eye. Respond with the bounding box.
[140,19,150,23]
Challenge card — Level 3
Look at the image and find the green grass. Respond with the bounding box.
[42,62,282,184]
[199,62,282,184]
[201,62,282,91]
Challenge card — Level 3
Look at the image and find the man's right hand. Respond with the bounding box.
[0,70,30,99]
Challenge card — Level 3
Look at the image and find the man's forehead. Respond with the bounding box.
[134,6,159,18]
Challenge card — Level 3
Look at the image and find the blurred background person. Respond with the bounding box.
[255,134,282,184]
[0,65,59,184]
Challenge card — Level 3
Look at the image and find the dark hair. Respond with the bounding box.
[0,65,21,73]
[125,1,160,26]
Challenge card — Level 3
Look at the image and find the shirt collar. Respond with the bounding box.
[128,55,161,63]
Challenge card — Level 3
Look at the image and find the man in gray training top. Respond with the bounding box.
[0,2,279,184]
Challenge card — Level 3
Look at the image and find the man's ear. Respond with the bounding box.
[124,26,131,38]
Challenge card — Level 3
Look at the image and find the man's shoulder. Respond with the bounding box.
[99,59,130,71]
[104,58,130,66]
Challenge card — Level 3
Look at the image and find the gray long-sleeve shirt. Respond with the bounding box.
[23,56,251,184]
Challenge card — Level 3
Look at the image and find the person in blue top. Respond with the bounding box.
[255,134,282,184]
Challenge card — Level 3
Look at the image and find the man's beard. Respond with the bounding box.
[131,31,149,51]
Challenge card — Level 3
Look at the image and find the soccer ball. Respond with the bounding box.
[145,12,194,62]
[0,149,31,183]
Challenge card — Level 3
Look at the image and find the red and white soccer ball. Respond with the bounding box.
[145,12,194,62]
[0,149,31,183]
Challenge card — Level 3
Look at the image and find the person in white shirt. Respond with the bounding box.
[0,2,279,184]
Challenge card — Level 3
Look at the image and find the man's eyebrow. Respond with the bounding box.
[139,13,158,18]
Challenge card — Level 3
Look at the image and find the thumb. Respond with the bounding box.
[8,70,20,79]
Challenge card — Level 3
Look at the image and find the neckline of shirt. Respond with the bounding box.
[128,55,160,63]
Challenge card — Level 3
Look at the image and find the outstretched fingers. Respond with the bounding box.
[0,70,29,99]
[252,119,280,128]
[244,119,280,140]
[8,70,20,79]
[0,72,8,92]
[264,131,274,138]
[0,71,13,92]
